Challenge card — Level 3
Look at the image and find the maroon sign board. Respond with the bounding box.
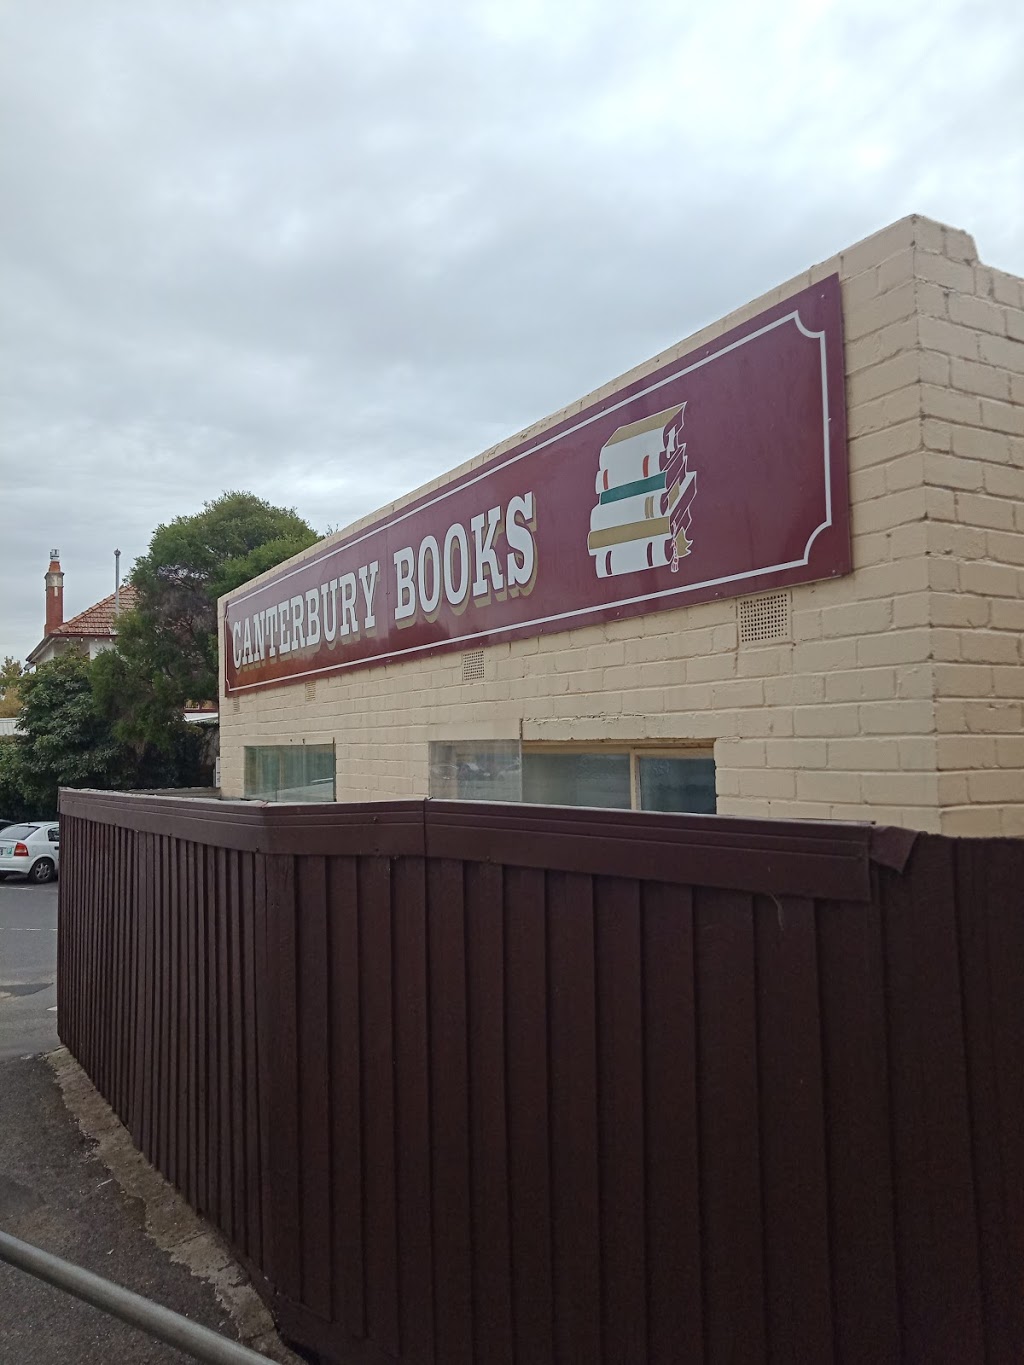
[224,275,849,694]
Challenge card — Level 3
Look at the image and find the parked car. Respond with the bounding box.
[0,822,60,884]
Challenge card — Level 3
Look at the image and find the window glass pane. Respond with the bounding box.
[243,744,335,802]
[428,741,522,802]
[522,751,631,810]
[638,756,716,814]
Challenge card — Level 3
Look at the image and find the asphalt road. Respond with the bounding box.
[0,879,58,1060]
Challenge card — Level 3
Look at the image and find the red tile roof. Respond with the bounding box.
[50,584,140,639]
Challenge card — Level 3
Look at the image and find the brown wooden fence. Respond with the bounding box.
[57,790,1024,1364]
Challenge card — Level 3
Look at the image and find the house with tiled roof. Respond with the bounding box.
[26,551,139,667]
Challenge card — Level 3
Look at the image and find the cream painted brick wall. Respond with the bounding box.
[219,214,1024,836]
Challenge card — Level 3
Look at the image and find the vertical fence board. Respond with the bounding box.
[297,854,333,1319]
[328,855,365,1339]
[228,852,248,1260]
[547,870,602,1365]
[427,857,473,1365]
[816,895,900,1363]
[392,855,434,1365]
[882,837,985,1363]
[754,894,833,1362]
[957,839,1024,1363]
[196,843,211,1217]
[594,875,647,1365]
[642,881,702,1364]
[361,856,400,1358]
[265,852,302,1303]
[503,865,554,1365]
[464,860,514,1365]
[695,886,766,1364]
[167,836,180,1189]
[241,852,261,1267]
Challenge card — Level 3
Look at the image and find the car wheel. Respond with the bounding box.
[29,858,55,885]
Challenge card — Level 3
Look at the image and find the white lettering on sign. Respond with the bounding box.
[229,496,535,672]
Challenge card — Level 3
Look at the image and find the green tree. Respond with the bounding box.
[0,739,32,820]
[13,651,131,815]
[0,655,26,718]
[94,491,319,752]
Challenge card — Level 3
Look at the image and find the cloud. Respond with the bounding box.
[1,0,1022,659]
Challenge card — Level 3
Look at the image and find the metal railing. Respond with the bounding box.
[0,1228,272,1364]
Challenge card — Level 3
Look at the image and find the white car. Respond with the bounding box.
[0,822,60,884]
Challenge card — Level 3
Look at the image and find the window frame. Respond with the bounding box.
[519,741,715,813]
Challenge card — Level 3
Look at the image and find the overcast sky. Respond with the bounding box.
[2,0,1022,663]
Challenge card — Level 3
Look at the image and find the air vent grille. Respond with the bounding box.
[232,697,240,714]
[462,649,486,682]
[738,592,791,644]
[304,679,317,702]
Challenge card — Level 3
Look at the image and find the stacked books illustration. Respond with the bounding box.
[588,403,696,578]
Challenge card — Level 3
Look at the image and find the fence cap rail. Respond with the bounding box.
[56,788,920,900]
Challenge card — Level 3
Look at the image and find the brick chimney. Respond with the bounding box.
[45,550,64,635]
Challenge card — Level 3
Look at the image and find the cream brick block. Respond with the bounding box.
[898,737,938,770]
[960,632,1019,665]
[852,488,926,535]
[978,334,1024,373]
[715,738,766,767]
[735,769,797,800]
[793,639,860,673]
[948,293,1008,336]
[950,357,1012,401]
[984,465,1024,499]
[858,700,935,735]
[966,770,1024,803]
[862,772,939,805]
[884,452,926,493]
[734,709,795,739]
[795,770,863,803]
[991,599,1024,631]
[934,663,993,697]
[847,420,923,473]
[877,247,914,292]
[827,737,901,769]
[1000,808,1024,836]
[987,530,1024,566]
[764,739,828,768]
[792,704,861,738]
[993,667,1024,698]
[857,630,932,666]
[825,667,897,702]
[918,315,980,361]
[981,398,1024,437]
[913,250,977,293]
[709,679,764,709]
[941,805,1004,836]
[844,281,918,342]
[996,735,1024,766]
[847,351,919,406]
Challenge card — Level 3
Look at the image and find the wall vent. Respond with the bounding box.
[305,679,317,702]
[738,591,791,644]
[462,649,486,682]
[232,697,240,714]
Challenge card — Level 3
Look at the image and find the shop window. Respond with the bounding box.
[428,740,522,802]
[637,754,716,814]
[244,743,336,802]
[428,741,716,814]
[522,750,631,810]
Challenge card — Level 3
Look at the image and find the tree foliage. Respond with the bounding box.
[5,650,208,817]
[0,655,26,718]
[94,491,319,750]
[11,651,130,815]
